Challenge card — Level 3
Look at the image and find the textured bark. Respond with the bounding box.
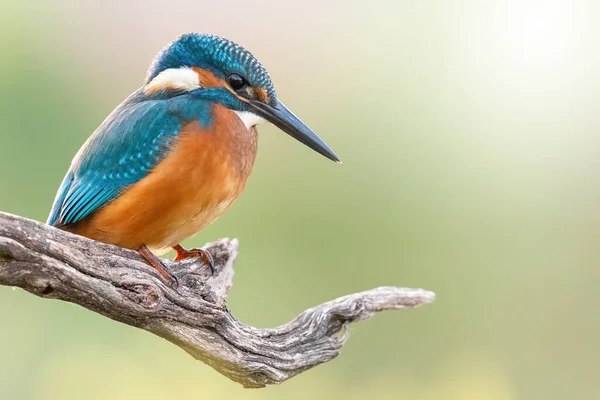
[0,212,435,388]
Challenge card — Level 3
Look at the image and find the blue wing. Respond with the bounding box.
[47,91,196,227]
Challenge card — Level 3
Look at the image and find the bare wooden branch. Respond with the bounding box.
[0,211,435,388]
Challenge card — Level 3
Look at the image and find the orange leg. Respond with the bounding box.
[138,245,179,288]
[173,244,215,275]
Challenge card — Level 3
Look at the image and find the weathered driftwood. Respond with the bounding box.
[0,211,435,388]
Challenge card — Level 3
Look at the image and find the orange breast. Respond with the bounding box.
[70,104,258,253]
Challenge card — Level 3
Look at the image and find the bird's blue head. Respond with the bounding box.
[144,33,339,162]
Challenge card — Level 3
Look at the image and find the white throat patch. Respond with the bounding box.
[144,67,201,94]
[234,111,266,129]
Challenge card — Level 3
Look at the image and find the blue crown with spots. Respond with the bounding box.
[146,33,276,101]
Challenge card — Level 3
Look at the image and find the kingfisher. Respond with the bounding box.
[47,33,339,287]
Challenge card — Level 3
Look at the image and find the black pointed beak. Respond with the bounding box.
[247,99,341,163]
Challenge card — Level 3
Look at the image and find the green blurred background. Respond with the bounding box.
[1,1,599,399]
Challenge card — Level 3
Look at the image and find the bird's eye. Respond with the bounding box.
[228,74,246,91]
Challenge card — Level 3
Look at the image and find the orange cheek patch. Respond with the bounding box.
[191,67,271,105]
[192,67,229,90]
[252,88,271,104]
[192,67,249,104]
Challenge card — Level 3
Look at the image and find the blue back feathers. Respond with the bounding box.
[147,33,277,105]
[47,91,214,226]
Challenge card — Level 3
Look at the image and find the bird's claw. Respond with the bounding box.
[173,245,215,275]
[165,273,180,289]
[138,245,179,289]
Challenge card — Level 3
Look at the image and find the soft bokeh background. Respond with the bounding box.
[1,0,599,399]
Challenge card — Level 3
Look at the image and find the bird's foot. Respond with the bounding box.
[137,245,179,289]
[173,244,215,275]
